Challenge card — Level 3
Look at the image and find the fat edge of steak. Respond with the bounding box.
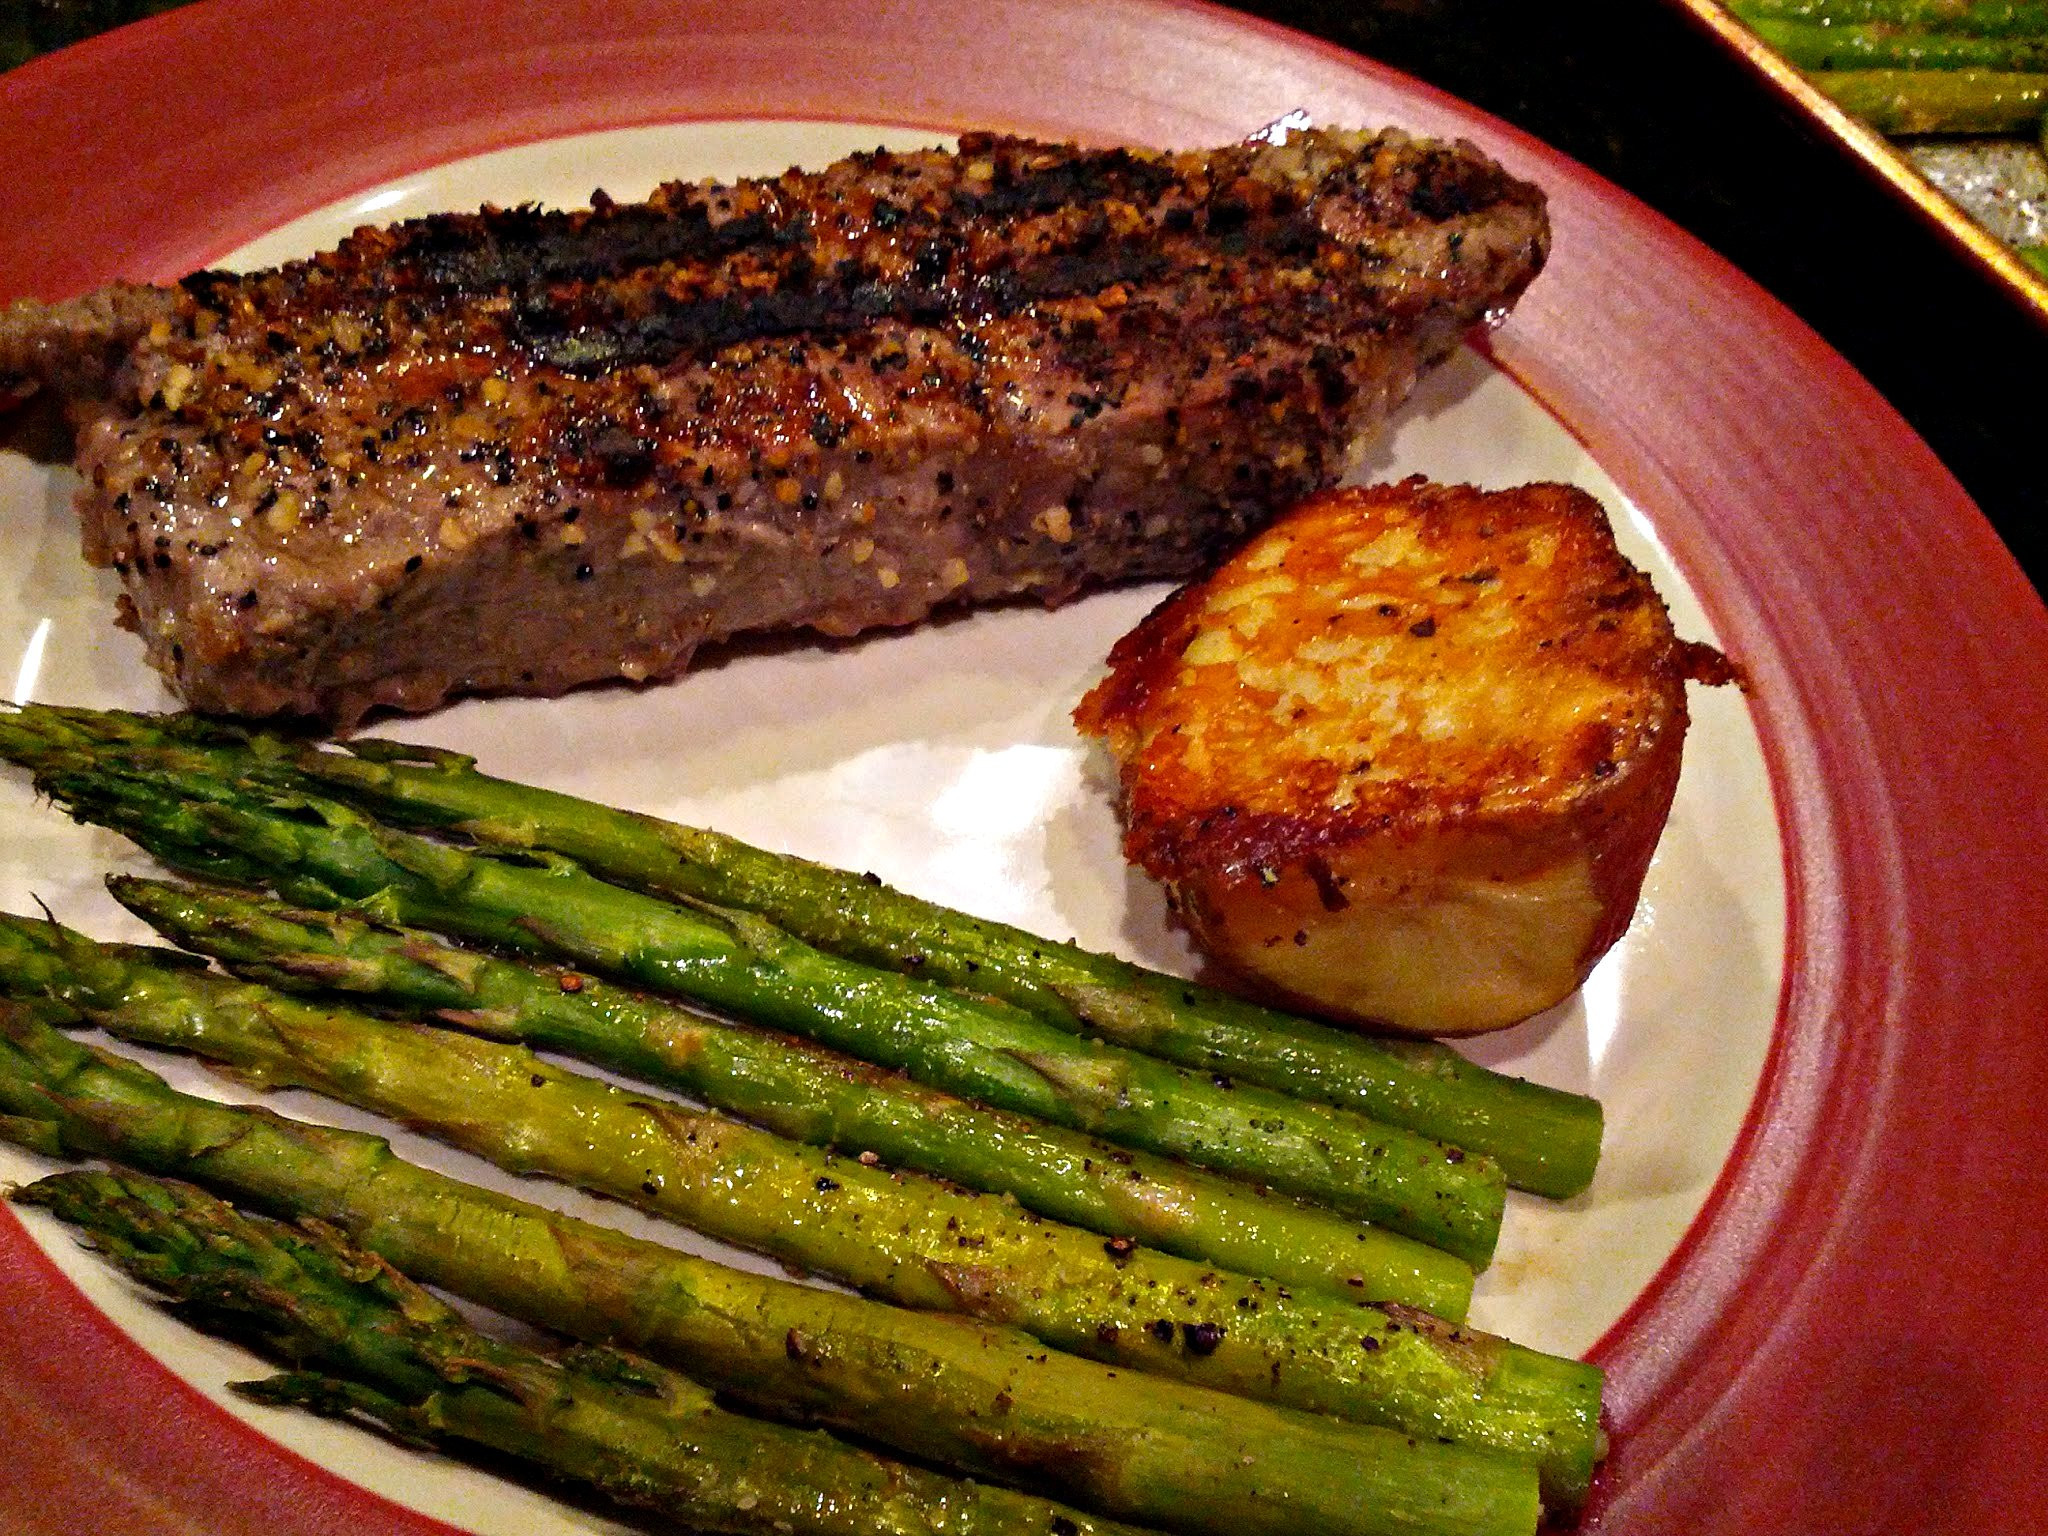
[45,130,1551,723]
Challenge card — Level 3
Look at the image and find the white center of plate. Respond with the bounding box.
[0,120,1784,1535]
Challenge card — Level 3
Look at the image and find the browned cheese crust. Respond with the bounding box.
[1074,478,1731,1036]
[2,129,1549,724]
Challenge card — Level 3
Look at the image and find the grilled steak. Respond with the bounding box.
[0,128,1549,725]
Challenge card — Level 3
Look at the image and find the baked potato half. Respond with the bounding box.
[1074,478,1730,1037]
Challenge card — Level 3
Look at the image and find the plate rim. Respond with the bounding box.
[4,0,2048,1531]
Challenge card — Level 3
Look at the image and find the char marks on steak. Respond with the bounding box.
[0,129,1549,724]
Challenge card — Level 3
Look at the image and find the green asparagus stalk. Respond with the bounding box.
[1809,66,2048,130]
[0,703,1600,1199]
[109,876,1472,1315]
[1727,0,2048,36]
[16,1167,1161,1536]
[0,1003,1543,1536]
[0,910,1598,1496]
[6,745,1508,1267]
[1747,16,2048,71]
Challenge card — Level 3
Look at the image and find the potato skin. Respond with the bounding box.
[1074,478,1727,1036]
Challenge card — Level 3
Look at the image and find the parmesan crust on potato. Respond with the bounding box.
[1073,478,1731,1037]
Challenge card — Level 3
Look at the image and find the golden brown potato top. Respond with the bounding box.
[1074,478,1725,883]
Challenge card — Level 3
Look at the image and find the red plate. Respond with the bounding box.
[3,1,2047,1531]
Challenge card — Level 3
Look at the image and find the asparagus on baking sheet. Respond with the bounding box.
[0,910,1601,1492]
[1745,15,2048,68]
[15,1167,1162,1536]
[0,740,1507,1267]
[107,875,1472,1313]
[0,703,1600,1198]
[1806,66,2048,129]
[1727,0,2048,37]
[0,1004,1547,1536]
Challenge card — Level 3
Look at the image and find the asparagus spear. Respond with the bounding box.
[1747,17,2048,71]
[6,745,1508,1267]
[1809,67,2048,130]
[109,876,1472,1314]
[0,703,1600,1198]
[0,1003,1544,1536]
[1728,0,2048,35]
[16,1166,1161,1536]
[0,910,1599,1495]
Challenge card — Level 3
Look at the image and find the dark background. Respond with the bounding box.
[11,0,2045,585]
[1232,0,2048,589]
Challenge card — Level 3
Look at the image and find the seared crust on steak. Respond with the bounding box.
[2,129,1549,724]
